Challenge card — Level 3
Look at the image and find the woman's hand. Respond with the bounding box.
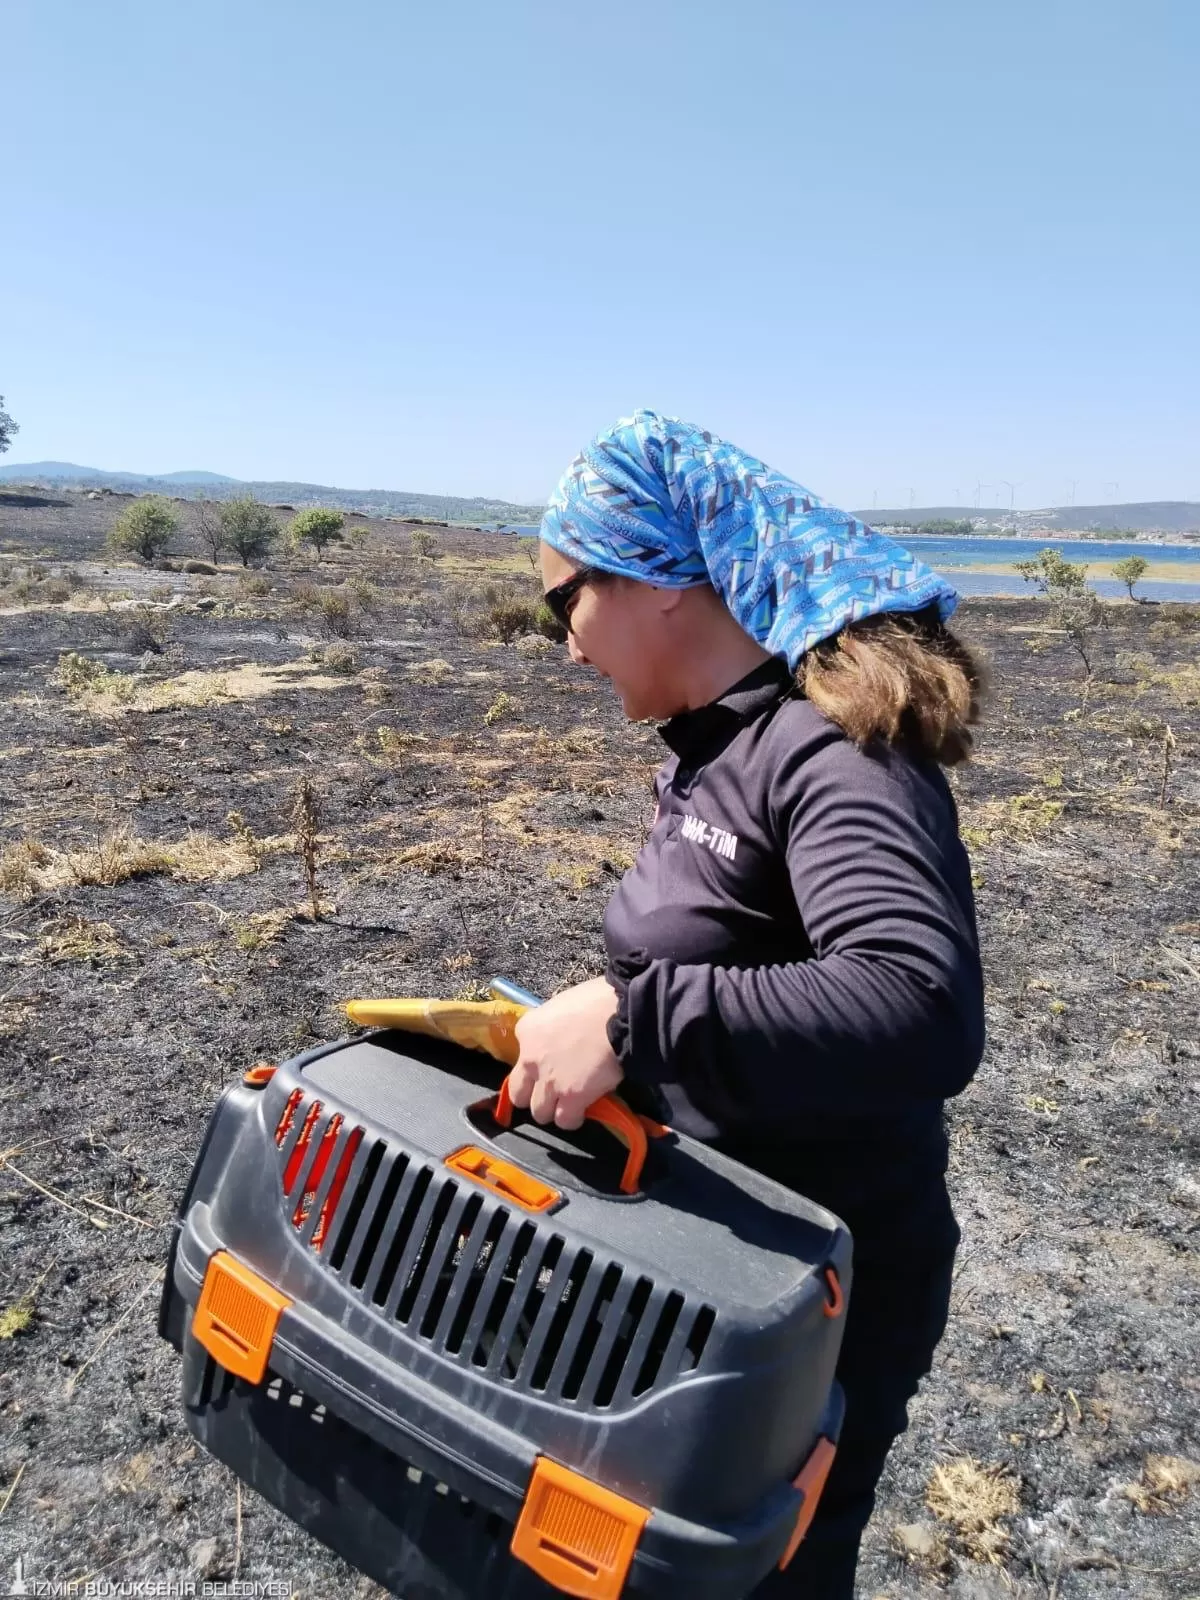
[508,977,624,1129]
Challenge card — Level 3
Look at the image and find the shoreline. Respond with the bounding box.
[949,557,1200,583]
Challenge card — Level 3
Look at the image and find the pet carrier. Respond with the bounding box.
[159,978,851,1599]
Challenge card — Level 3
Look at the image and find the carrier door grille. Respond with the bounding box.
[273,1096,716,1402]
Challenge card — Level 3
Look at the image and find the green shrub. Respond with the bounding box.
[487,595,538,642]
[410,528,440,559]
[534,600,567,641]
[1111,555,1149,600]
[52,652,137,702]
[484,692,517,725]
[122,606,169,655]
[309,642,358,673]
[318,589,354,637]
[220,498,278,568]
[107,496,178,563]
[1013,548,1088,595]
[290,506,345,559]
[346,575,382,612]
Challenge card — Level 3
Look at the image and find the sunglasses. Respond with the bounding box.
[543,565,601,632]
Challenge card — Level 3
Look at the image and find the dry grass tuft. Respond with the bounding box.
[168,830,268,883]
[67,827,175,888]
[547,861,600,891]
[1122,1453,1200,1513]
[407,657,454,684]
[926,1457,1020,1563]
[0,819,287,900]
[374,726,429,757]
[0,1298,35,1340]
[959,793,1064,847]
[393,841,470,874]
[1128,659,1200,707]
[484,692,517,725]
[51,655,359,716]
[360,665,391,704]
[230,908,298,951]
[309,642,358,674]
[53,652,139,704]
[38,915,125,963]
[0,838,54,902]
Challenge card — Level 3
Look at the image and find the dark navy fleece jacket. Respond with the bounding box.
[602,655,985,1255]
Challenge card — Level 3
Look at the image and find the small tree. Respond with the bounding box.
[0,395,18,455]
[1112,555,1149,602]
[193,500,228,564]
[1014,547,1106,704]
[1013,547,1088,596]
[516,536,540,573]
[107,495,178,563]
[220,497,278,568]
[289,507,345,560]
[410,528,440,559]
[1054,590,1107,683]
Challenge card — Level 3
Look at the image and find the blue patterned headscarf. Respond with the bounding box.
[539,410,958,669]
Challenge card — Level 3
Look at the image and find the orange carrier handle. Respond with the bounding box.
[492,1077,668,1196]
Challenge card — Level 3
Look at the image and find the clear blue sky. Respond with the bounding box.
[4,0,1197,510]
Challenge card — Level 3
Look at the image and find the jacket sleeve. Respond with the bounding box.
[612,733,985,1134]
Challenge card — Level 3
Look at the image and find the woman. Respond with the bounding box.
[508,411,985,1598]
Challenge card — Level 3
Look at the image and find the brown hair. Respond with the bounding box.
[798,604,984,766]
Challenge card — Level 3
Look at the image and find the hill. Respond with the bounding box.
[859,502,1200,535]
[0,462,238,489]
[3,462,1195,533]
[0,460,543,524]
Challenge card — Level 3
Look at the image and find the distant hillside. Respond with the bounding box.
[155,470,240,485]
[0,461,544,524]
[3,461,1194,533]
[0,462,238,488]
[859,503,1200,535]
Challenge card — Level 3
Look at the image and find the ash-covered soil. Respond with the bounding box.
[1,489,1197,1598]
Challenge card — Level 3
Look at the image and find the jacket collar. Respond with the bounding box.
[657,655,797,759]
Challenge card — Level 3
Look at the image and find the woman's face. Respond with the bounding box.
[540,543,677,721]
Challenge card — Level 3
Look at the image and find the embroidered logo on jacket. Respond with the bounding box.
[680,813,739,860]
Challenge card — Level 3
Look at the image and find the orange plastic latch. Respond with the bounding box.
[822,1265,844,1319]
[191,1251,291,1385]
[445,1146,561,1214]
[778,1436,838,1570]
[243,1062,277,1087]
[511,1457,649,1600]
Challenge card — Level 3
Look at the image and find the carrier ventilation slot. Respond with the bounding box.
[444,1206,510,1356]
[593,1276,654,1407]
[269,1107,720,1403]
[328,1139,386,1271]
[470,1221,537,1369]
[274,1094,368,1254]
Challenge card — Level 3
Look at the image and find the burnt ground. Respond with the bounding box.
[0,489,1197,1599]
